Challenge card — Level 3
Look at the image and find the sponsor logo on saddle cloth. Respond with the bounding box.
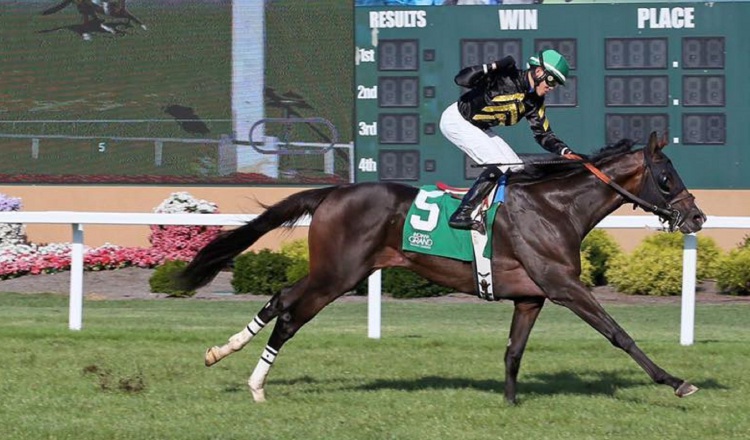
[402,185,502,261]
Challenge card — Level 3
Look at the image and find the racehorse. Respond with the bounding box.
[177,132,706,404]
[42,0,147,40]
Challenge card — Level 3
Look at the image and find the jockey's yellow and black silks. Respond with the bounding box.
[454,55,568,155]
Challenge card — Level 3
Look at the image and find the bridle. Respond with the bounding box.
[565,152,692,232]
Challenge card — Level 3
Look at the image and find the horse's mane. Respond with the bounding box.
[509,138,637,184]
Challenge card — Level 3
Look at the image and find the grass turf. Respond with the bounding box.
[1,293,749,439]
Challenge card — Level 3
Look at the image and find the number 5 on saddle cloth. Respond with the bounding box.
[401,175,507,300]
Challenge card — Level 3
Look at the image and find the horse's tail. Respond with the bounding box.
[177,186,339,290]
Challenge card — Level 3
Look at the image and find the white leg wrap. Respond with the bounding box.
[248,346,278,402]
[205,316,267,367]
[228,316,266,350]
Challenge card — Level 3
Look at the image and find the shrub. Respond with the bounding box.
[606,232,723,296]
[581,229,621,285]
[232,249,293,295]
[716,247,750,295]
[354,268,453,298]
[149,260,196,297]
[579,249,594,288]
[279,239,309,283]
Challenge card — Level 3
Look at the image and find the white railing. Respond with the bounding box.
[0,212,747,345]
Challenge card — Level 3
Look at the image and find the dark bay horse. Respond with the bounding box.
[178,132,706,403]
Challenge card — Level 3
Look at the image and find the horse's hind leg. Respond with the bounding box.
[504,298,545,405]
[204,277,309,366]
[247,270,367,402]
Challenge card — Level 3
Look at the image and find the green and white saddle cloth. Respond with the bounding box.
[402,185,500,262]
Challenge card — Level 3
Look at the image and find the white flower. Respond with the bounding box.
[153,192,218,214]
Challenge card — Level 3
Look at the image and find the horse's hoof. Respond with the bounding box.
[250,386,266,403]
[205,346,221,367]
[675,381,699,397]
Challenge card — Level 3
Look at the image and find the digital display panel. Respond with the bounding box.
[682,37,725,69]
[545,76,577,107]
[683,76,725,107]
[378,77,419,108]
[355,4,748,189]
[534,39,577,70]
[683,114,726,145]
[605,76,668,107]
[378,114,419,144]
[605,38,668,69]
[606,114,669,144]
[379,150,420,181]
[378,39,419,71]
[460,39,522,68]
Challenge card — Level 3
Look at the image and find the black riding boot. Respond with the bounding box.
[448,166,502,231]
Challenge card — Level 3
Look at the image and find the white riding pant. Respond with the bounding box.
[439,102,524,174]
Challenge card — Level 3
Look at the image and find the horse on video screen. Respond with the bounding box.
[178,132,706,404]
[42,0,147,40]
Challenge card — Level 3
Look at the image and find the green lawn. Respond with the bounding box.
[1,293,749,440]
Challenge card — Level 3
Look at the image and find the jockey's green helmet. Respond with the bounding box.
[528,49,570,85]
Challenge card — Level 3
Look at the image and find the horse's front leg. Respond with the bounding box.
[504,298,545,404]
[542,272,698,397]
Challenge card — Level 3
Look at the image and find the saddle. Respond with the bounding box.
[402,176,508,301]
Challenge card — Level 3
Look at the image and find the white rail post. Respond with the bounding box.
[69,223,85,331]
[368,270,382,339]
[154,140,163,166]
[680,234,697,346]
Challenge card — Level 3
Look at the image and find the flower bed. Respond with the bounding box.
[0,192,224,280]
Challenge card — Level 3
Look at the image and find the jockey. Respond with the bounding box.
[439,49,574,231]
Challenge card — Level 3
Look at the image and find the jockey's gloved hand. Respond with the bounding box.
[490,57,514,71]
[559,147,574,156]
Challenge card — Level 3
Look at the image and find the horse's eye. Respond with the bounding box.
[658,174,671,193]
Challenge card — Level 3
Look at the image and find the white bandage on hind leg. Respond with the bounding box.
[228,316,266,350]
[249,345,278,391]
[247,316,267,336]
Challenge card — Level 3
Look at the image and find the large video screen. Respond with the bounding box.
[0,0,353,184]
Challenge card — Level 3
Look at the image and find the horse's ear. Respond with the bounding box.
[659,132,669,150]
[646,131,668,157]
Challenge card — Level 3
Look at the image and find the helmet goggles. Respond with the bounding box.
[538,51,560,87]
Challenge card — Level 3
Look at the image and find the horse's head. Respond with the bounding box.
[639,132,706,233]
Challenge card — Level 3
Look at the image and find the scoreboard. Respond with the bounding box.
[354,3,750,189]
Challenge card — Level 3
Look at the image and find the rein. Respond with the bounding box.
[481,151,688,230]
[563,153,683,231]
